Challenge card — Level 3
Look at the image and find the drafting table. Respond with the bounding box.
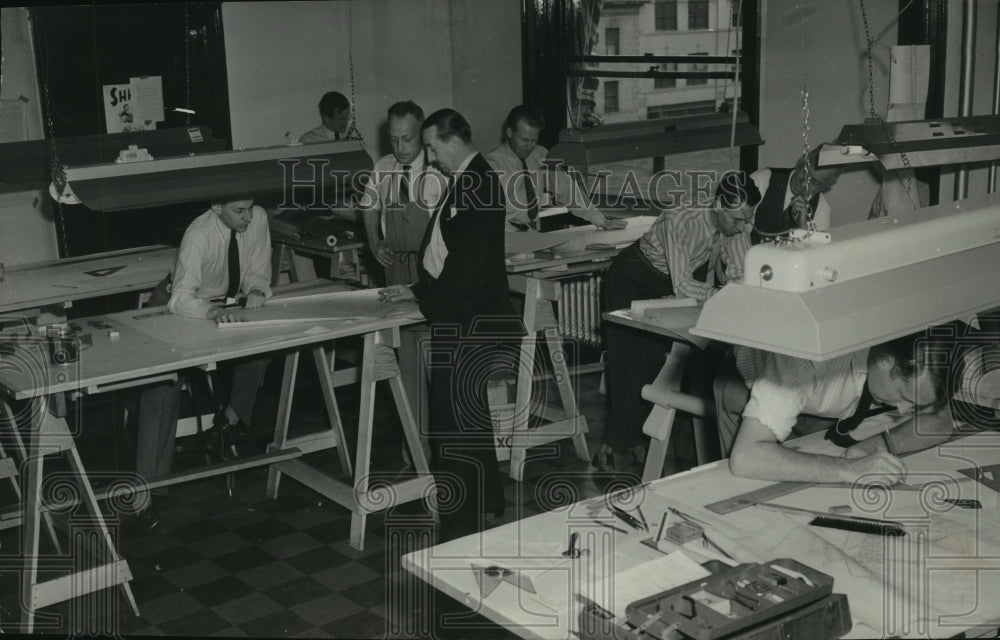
[0,245,176,315]
[503,218,657,481]
[505,247,618,481]
[270,232,367,284]
[603,306,716,483]
[402,429,1000,640]
[0,281,433,630]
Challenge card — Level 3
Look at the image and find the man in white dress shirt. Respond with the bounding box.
[485,104,626,232]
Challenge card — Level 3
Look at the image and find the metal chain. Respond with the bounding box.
[34,13,71,257]
[346,2,365,151]
[797,1,816,232]
[859,0,917,209]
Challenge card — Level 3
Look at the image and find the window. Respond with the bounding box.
[654,63,677,89]
[687,52,709,86]
[604,81,620,112]
[655,1,677,31]
[605,27,620,55]
[731,0,743,27]
[688,0,709,29]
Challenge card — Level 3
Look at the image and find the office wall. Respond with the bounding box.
[223,0,522,156]
[759,0,897,226]
[0,7,59,263]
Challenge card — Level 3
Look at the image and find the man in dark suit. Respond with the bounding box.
[380,108,520,543]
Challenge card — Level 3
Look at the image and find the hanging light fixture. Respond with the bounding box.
[691,192,1000,361]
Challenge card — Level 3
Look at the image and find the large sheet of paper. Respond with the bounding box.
[218,289,422,328]
[504,215,656,256]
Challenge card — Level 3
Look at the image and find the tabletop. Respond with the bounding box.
[0,282,423,400]
[0,245,177,313]
[402,430,1000,639]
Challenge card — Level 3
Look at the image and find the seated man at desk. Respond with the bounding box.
[723,331,961,485]
[484,104,626,232]
[299,90,352,142]
[749,145,841,244]
[595,171,760,471]
[135,194,272,532]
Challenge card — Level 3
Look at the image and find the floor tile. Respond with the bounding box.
[185,575,257,607]
[284,545,350,573]
[237,560,306,591]
[213,545,278,573]
[239,608,314,637]
[139,545,205,573]
[234,518,297,543]
[321,609,387,639]
[213,592,284,626]
[186,530,253,558]
[263,575,332,608]
[258,530,323,559]
[161,559,230,589]
[290,592,365,626]
[312,560,381,591]
[158,608,230,636]
[136,591,204,625]
[339,576,388,609]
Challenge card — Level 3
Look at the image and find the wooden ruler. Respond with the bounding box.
[704,477,975,514]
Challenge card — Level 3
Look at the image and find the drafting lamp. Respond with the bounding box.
[691,192,1000,361]
[53,140,371,212]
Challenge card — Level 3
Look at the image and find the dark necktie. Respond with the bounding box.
[825,381,895,447]
[399,164,411,204]
[521,158,539,222]
[226,229,240,299]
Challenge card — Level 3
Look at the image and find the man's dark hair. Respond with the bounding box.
[422,108,472,143]
[319,91,350,118]
[387,100,424,123]
[212,194,255,206]
[872,327,968,409]
[715,170,762,209]
[504,105,545,133]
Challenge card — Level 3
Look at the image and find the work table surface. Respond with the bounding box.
[403,430,1000,639]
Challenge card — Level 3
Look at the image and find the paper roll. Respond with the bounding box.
[325,234,338,247]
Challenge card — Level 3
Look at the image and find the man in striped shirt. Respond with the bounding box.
[722,332,960,485]
[595,171,760,471]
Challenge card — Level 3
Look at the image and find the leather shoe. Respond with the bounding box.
[136,506,166,535]
[218,420,255,458]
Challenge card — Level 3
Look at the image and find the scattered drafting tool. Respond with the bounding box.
[472,564,536,599]
[755,502,906,537]
[958,463,1000,493]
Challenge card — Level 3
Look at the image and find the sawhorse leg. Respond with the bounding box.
[509,278,590,482]
[639,342,713,483]
[265,328,436,550]
[19,399,138,633]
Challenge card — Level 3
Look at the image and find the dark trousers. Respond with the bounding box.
[602,241,675,452]
[426,326,513,542]
[136,356,269,489]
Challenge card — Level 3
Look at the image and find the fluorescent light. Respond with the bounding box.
[692,194,1000,360]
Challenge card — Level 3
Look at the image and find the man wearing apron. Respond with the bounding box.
[360,100,441,286]
[359,101,441,465]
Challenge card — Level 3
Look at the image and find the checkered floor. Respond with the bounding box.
[0,355,696,637]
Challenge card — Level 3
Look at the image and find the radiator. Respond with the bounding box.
[555,272,604,346]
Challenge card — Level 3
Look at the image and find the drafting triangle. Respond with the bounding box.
[85,265,126,277]
[958,464,1000,493]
